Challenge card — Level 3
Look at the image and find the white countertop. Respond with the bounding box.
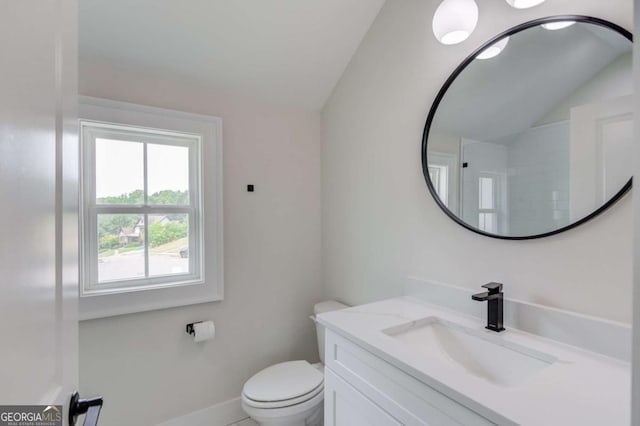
[317,296,630,426]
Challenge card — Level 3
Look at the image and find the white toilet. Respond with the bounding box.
[241,300,348,426]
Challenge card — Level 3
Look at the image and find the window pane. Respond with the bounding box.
[96,139,144,204]
[98,214,145,282]
[148,213,190,277]
[479,212,497,233]
[479,176,494,210]
[148,143,190,205]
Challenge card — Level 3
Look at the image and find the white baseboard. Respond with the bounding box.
[156,397,248,426]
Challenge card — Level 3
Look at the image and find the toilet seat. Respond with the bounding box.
[243,381,323,409]
[242,360,324,409]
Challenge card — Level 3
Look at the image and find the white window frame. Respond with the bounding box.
[79,97,223,320]
[81,122,203,292]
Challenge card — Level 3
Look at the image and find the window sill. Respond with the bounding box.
[79,280,222,320]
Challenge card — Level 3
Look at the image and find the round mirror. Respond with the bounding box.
[422,16,632,239]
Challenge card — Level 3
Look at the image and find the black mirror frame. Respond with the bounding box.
[422,15,633,240]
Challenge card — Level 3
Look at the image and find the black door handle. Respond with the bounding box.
[69,391,103,426]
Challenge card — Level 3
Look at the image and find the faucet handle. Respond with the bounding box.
[482,282,503,294]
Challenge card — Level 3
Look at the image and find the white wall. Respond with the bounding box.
[322,0,633,323]
[539,52,633,125]
[78,61,324,425]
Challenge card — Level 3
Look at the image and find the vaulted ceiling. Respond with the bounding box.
[79,0,386,110]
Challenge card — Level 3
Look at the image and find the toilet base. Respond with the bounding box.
[242,395,323,426]
[249,404,322,426]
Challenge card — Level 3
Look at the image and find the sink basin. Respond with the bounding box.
[382,317,557,387]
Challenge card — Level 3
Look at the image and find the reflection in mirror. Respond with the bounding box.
[424,17,632,238]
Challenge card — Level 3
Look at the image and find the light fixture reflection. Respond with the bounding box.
[505,0,546,9]
[476,37,510,60]
[432,0,479,45]
[542,21,576,30]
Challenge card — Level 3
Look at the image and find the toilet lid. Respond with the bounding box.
[243,360,324,403]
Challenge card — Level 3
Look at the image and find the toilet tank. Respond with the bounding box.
[313,300,348,364]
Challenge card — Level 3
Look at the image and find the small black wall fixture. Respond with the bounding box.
[421,15,633,240]
[186,321,203,336]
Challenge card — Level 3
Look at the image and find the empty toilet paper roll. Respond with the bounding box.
[193,321,216,342]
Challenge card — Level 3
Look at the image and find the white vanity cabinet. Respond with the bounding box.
[323,329,497,426]
[324,368,402,426]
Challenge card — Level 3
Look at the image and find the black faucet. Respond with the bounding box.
[472,282,505,332]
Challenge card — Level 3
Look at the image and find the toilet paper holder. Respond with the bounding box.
[186,321,203,336]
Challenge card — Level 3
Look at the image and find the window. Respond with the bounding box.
[79,97,223,319]
[478,174,498,233]
[82,121,203,293]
